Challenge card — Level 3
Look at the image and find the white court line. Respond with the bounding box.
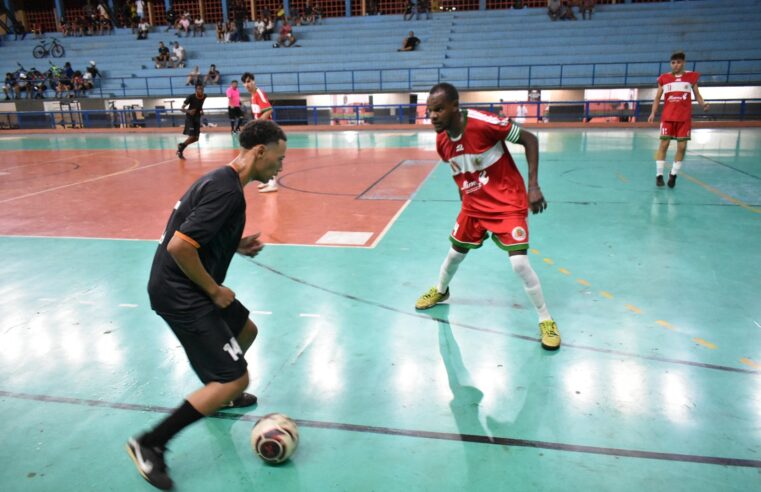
[38,298,57,302]
[118,303,139,308]
[299,313,321,318]
[251,310,272,315]
[0,156,178,205]
[368,199,412,248]
[78,301,95,305]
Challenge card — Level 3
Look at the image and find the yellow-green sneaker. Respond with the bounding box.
[415,287,449,310]
[538,320,561,350]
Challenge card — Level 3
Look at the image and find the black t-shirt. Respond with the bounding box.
[148,166,246,318]
[404,36,421,50]
[183,93,206,119]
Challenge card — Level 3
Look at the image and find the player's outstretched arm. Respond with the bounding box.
[517,128,547,214]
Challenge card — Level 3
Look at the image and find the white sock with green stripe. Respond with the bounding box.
[437,248,466,294]
[656,160,665,176]
[510,254,552,322]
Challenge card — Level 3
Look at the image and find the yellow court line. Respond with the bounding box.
[740,358,761,370]
[681,172,761,215]
[558,267,571,275]
[530,248,540,255]
[656,320,675,330]
[576,278,591,286]
[600,290,614,299]
[543,257,555,265]
[693,338,717,350]
[624,304,642,314]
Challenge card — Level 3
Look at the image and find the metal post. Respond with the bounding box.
[222,0,228,23]
[54,0,63,20]
[346,0,351,17]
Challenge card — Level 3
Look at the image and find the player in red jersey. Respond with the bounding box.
[242,72,278,193]
[415,83,560,350]
[648,51,709,188]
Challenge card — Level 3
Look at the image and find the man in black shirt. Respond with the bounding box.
[177,83,206,159]
[397,31,421,51]
[127,120,288,490]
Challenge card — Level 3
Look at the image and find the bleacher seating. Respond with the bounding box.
[1,0,759,97]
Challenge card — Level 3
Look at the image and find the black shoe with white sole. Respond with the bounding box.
[126,437,173,490]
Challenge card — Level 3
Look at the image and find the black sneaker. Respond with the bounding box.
[126,437,173,490]
[667,174,677,188]
[226,392,258,408]
[656,175,665,187]
[176,145,185,160]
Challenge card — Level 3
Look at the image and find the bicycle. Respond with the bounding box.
[33,37,65,58]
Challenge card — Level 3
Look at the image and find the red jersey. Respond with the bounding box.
[436,109,527,218]
[251,88,272,119]
[657,71,700,122]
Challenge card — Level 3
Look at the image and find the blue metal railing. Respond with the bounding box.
[1,99,759,130]
[15,58,758,99]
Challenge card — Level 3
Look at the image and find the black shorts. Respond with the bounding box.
[228,106,243,119]
[158,299,250,384]
[183,116,201,137]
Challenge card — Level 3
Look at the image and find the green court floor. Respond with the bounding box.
[1,128,760,491]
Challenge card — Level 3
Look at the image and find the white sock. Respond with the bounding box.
[510,255,552,322]
[436,249,466,293]
[656,160,665,176]
[671,161,682,175]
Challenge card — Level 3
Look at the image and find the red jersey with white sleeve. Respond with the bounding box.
[251,88,272,119]
[436,109,526,219]
[657,71,700,122]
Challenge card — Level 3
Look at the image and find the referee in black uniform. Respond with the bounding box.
[177,83,206,159]
[127,120,288,490]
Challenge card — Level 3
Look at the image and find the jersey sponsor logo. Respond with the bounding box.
[511,226,527,241]
[460,170,489,194]
[448,141,504,175]
[455,144,464,153]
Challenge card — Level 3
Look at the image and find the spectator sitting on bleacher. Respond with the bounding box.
[264,17,275,40]
[417,0,431,20]
[165,8,177,31]
[193,16,205,36]
[137,18,150,39]
[3,73,17,100]
[154,41,171,68]
[216,21,225,42]
[86,61,102,80]
[561,0,577,20]
[72,71,85,97]
[177,13,191,36]
[548,0,562,21]
[172,41,187,68]
[274,20,297,47]
[186,66,201,86]
[580,0,595,20]
[397,31,420,52]
[226,18,238,42]
[254,16,265,40]
[403,0,416,21]
[204,64,221,85]
[302,2,315,24]
[312,2,323,24]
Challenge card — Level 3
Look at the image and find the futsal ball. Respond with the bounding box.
[251,413,299,464]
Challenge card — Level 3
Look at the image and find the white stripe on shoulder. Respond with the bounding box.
[468,109,504,125]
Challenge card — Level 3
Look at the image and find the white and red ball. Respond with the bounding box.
[251,413,299,464]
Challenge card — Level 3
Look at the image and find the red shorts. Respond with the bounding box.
[449,211,529,252]
[660,120,691,140]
